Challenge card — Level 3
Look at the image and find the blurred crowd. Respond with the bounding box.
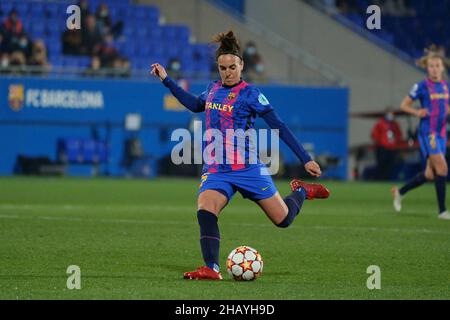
[0,8,50,75]
[62,0,130,78]
[0,0,130,78]
[0,0,270,82]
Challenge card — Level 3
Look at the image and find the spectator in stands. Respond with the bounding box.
[375,0,416,17]
[28,39,51,74]
[62,29,83,55]
[0,52,10,74]
[371,107,404,180]
[81,15,102,56]
[96,2,112,36]
[10,33,32,61]
[78,0,91,30]
[335,0,358,14]
[95,2,123,39]
[118,57,131,78]
[8,50,26,75]
[110,57,131,78]
[0,31,7,53]
[2,9,23,40]
[83,55,103,77]
[95,33,119,68]
[243,41,266,83]
[167,58,182,80]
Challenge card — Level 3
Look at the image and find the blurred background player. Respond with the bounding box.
[151,30,330,280]
[392,46,450,220]
[371,107,404,180]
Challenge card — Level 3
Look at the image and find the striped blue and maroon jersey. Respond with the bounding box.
[409,78,449,138]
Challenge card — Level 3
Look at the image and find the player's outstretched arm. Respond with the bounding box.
[262,110,321,177]
[150,63,204,113]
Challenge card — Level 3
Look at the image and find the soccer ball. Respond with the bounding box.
[226,245,263,281]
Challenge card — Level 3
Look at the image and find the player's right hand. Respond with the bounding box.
[304,161,322,177]
[416,108,428,118]
[150,63,167,81]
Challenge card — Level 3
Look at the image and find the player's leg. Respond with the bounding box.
[256,191,301,227]
[197,189,228,271]
[392,133,432,212]
[392,159,433,212]
[256,179,329,228]
[429,152,449,218]
[184,173,234,280]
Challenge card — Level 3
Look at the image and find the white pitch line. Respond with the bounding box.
[0,213,448,235]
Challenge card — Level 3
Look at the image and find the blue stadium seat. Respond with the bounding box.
[30,3,45,15]
[1,2,14,15]
[82,139,97,163]
[121,43,136,57]
[137,46,151,57]
[47,41,61,55]
[63,139,83,163]
[14,2,30,16]
[44,3,60,18]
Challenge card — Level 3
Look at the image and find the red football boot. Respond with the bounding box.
[290,179,330,200]
[183,266,223,280]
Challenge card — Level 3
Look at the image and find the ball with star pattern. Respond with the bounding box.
[226,246,263,281]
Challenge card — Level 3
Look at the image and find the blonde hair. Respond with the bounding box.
[416,44,450,70]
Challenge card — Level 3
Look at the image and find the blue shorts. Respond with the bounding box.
[198,165,278,202]
[418,132,447,159]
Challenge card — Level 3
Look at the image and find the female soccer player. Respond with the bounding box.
[151,30,330,280]
[392,47,450,220]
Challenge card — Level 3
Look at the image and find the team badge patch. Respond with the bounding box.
[409,83,418,98]
[258,93,269,106]
[227,92,236,100]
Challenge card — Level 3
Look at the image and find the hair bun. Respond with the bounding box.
[212,30,242,60]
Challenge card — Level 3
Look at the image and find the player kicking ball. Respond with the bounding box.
[392,46,450,220]
[150,30,330,280]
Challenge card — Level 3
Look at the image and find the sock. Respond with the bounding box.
[434,175,447,214]
[197,210,220,272]
[399,172,427,196]
[277,187,306,228]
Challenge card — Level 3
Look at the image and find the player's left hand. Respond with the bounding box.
[305,161,321,177]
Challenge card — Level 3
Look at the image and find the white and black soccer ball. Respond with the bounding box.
[226,245,263,281]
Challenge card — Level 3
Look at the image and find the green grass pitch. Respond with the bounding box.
[0,177,449,299]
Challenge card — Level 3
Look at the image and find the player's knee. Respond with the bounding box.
[425,170,434,180]
[275,221,290,228]
[436,168,448,177]
[435,163,448,176]
[198,203,220,215]
[275,213,293,228]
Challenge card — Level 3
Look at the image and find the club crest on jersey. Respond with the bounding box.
[227,92,236,100]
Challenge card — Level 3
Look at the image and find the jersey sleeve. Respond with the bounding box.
[408,82,423,101]
[246,86,274,116]
[198,82,213,107]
